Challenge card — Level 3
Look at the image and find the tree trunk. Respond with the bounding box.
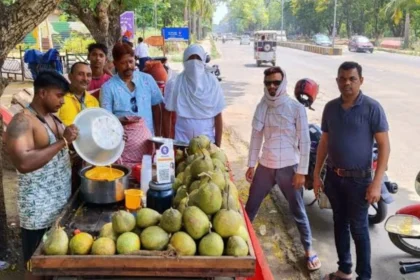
[62,0,124,60]
[403,11,410,49]
[0,79,7,260]
[0,0,61,260]
[197,16,202,40]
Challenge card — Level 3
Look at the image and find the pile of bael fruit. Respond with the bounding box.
[42,135,249,257]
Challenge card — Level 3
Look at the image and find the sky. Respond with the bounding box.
[213,3,228,25]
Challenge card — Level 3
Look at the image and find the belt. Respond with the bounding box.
[329,167,372,178]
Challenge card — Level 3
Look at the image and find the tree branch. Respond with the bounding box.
[0,0,61,61]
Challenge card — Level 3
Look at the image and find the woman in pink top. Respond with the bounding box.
[87,43,112,100]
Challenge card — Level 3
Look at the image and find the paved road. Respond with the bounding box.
[217,41,420,279]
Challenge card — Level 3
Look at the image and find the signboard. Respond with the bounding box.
[162,27,189,41]
[120,11,135,39]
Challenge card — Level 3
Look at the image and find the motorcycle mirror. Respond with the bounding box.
[205,54,211,64]
[385,214,420,237]
[415,171,420,196]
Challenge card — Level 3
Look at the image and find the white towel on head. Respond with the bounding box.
[252,68,289,131]
[165,44,225,119]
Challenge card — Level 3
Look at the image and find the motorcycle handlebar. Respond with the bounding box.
[400,264,420,274]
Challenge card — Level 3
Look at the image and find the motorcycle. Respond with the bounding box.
[205,54,222,82]
[385,172,420,258]
[295,85,398,224]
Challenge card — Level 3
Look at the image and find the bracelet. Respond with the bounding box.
[62,137,69,149]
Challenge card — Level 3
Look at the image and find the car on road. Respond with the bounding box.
[312,34,332,47]
[240,35,251,45]
[348,35,374,53]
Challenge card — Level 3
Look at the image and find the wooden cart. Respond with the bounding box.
[30,191,257,279]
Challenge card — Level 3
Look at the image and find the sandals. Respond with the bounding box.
[306,254,322,271]
[324,272,352,280]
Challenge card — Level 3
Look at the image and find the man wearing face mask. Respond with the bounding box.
[245,67,321,272]
[101,43,163,168]
[163,44,225,146]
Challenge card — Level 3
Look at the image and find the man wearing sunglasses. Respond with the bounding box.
[245,66,321,272]
[101,42,163,168]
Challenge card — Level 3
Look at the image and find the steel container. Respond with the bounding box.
[79,164,131,204]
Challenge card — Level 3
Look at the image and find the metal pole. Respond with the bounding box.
[332,0,337,48]
[281,0,284,31]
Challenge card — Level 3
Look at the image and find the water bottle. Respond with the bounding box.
[141,155,152,206]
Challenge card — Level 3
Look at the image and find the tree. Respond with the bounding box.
[0,0,62,260]
[61,0,144,56]
[386,0,420,48]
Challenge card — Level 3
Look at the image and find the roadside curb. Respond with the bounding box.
[375,47,420,56]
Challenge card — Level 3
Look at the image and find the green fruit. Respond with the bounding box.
[188,189,199,206]
[176,172,185,183]
[91,237,116,255]
[189,180,201,193]
[222,191,239,211]
[173,186,188,208]
[183,165,193,187]
[172,178,183,192]
[136,208,162,228]
[175,149,184,163]
[176,162,187,175]
[112,210,136,234]
[69,232,93,255]
[116,232,140,254]
[226,236,249,256]
[196,182,222,215]
[183,206,210,240]
[213,209,241,238]
[99,223,118,241]
[199,169,225,191]
[140,226,170,251]
[212,158,227,172]
[198,232,224,256]
[189,135,211,155]
[169,232,196,256]
[160,208,182,233]
[178,197,188,214]
[211,149,228,165]
[190,154,213,180]
[43,227,69,255]
[236,225,249,243]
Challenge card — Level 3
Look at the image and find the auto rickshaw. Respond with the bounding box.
[254,30,277,67]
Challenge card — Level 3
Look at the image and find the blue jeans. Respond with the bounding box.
[324,169,371,280]
[245,164,313,251]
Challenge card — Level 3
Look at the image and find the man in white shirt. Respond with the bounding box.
[245,66,321,272]
[135,37,150,71]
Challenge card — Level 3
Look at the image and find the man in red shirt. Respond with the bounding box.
[87,43,112,100]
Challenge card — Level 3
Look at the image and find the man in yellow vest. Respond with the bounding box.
[58,62,99,194]
[58,62,99,126]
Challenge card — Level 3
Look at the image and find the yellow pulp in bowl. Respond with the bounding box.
[85,166,125,181]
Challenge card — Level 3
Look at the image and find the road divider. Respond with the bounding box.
[277,42,342,56]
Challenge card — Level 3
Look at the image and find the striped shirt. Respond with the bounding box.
[248,96,311,175]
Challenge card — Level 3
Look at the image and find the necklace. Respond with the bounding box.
[27,105,61,140]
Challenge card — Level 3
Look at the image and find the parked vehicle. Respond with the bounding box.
[205,54,221,82]
[240,35,251,45]
[254,30,277,67]
[385,171,420,258]
[294,78,398,224]
[348,36,374,53]
[312,34,332,47]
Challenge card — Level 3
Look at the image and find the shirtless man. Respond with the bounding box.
[6,71,78,279]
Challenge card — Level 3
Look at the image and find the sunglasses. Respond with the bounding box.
[264,80,283,87]
[130,97,138,113]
